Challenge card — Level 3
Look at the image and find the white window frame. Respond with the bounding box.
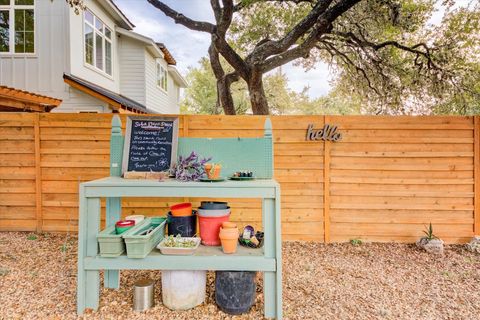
[156,60,168,93]
[0,0,36,55]
[83,8,113,77]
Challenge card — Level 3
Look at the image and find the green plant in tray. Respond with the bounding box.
[162,235,197,248]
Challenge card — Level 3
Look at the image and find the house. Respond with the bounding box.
[0,0,187,114]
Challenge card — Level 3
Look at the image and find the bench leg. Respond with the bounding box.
[77,194,100,315]
[263,198,282,319]
[104,197,121,289]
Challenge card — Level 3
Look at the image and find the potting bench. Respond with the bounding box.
[77,116,282,319]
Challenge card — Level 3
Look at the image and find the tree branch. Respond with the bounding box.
[261,0,361,72]
[334,31,441,69]
[249,0,334,62]
[147,0,216,33]
[234,0,315,12]
[212,34,250,79]
[218,0,234,36]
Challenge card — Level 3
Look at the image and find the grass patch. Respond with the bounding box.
[350,239,363,246]
[27,234,38,241]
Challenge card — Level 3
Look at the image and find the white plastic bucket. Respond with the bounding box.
[161,270,206,310]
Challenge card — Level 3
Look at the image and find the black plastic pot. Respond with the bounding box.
[167,211,196,237]
[215,271,256,315]
[200,201,228,210]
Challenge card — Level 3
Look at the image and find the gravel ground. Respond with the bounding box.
[0,232,479,320]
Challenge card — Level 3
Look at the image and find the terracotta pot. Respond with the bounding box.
[219,227,239,254]
[222,221,237,229]
[204,164,222,179]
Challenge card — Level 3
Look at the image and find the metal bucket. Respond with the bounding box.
[133,279,155,311]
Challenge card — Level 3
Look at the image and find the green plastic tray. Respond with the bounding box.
[97,225,126,257]
[97,220,148,257]
[122,217,166,258]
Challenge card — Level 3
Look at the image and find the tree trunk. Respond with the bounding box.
[247,72,269,115]
[217,78,236,115]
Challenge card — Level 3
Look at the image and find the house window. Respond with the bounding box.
[84,9,112,76]
[0,0,35,54]
[156,60,167,91]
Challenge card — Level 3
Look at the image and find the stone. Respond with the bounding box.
[465,236,480,253]
[416,238,444,255]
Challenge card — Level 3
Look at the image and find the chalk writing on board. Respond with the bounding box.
[123,117,179,173]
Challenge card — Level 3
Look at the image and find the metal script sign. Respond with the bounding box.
[306,124,342,142]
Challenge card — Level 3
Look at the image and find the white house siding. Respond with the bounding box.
[118,36,146,105]
[168,77,181,113]
[60,87,109,113]
[68,0,120,94]
[0,0,68,99]
[145,51,180,114]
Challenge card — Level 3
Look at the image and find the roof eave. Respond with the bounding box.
[167,65,188,88]
[100,0,135,30]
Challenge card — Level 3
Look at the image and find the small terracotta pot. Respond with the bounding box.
[204,164,222,179]
[222,221,237,229]
[219,227,238,254]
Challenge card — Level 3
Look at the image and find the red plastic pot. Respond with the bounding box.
[170,202,192,217]
[198,214,230,246]
[115,220,135,234]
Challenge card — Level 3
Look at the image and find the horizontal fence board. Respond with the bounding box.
[330,209,473,224]
[331,169,474,179]
[330,222,473,237]
[0,219,36,231]
[0,113,477,243]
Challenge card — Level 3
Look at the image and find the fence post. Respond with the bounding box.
[475,116,479,235]
[34,113,42,233]
[323,115,331,243]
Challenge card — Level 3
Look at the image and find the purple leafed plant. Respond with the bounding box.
[171,151,212,182]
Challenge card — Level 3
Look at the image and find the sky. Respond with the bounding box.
[114,0,469,99]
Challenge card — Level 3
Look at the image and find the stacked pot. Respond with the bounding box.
[168,203,197,237]
[197,201,230,246]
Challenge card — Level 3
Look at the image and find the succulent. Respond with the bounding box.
[422,223,438,241]
[170,151,211,181]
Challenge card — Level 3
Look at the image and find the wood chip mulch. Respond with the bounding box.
[1,232,479,319]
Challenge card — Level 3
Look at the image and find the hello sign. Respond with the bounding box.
[306,124,342,142]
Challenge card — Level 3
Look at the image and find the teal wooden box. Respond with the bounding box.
[122,217,167,258]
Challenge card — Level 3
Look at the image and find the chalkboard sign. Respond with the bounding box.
[122,116,179,174]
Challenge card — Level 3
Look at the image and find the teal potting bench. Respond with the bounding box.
[77,116,282,319]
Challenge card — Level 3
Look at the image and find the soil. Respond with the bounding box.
[1,232,479,319]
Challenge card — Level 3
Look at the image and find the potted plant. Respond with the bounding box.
[416,223,444,255]
[170,151,211,182]
[204,162,222,179]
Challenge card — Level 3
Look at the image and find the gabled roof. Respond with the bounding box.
[100,0,135,30]
[63,74,154,114]
[0,86,62,112]
[116,27,164,58]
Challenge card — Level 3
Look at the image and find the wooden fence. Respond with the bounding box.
[0,113,478,243]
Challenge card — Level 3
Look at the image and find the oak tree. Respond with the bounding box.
[146,0,479,115]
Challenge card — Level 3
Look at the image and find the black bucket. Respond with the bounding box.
[167,211,196,237]
[215,271,256,315]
